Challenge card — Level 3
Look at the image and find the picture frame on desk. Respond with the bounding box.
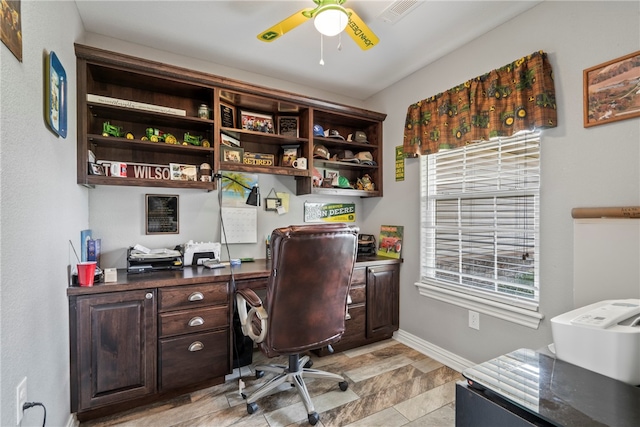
[221,145,244,163]
[240,110,275,134]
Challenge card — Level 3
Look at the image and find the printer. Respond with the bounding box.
[182,241,221,266]
[551,299,640,385]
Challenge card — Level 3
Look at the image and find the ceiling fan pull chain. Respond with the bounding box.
[337,32,342,51]
[319,34,325,66]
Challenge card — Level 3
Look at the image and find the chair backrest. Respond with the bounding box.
[261,223,358,357]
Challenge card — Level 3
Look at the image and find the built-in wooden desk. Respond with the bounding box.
[68,256,400,421]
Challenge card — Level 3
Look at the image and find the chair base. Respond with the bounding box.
[243,354,349,425]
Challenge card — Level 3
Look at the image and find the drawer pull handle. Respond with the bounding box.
[188,317,204,327]
[145,292,153,300]
[347,294,353,304]
[188,341,204,352]
[188,292,204,302]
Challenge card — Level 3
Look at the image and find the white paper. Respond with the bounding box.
[221,207,257,243]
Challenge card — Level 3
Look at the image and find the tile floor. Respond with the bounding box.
[81,339,462,427]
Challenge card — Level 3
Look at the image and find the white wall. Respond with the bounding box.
[2,2,639,426]
[1,2,85,426]
[365,0,640,363]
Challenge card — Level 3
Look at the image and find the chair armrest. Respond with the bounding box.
[236,290,268,343]
[236,288,262,308]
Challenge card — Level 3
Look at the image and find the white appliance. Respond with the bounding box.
[551,299,640,385]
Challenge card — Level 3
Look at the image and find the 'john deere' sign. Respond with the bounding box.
[304,202,356,223]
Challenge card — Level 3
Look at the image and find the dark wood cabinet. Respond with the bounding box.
[75,44,386,197]
[69,289,157,413]
[366,264,400,339]
[319,262,400,354]
[68,259,398,420]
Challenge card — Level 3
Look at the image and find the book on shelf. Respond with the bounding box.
[86,94,186,116]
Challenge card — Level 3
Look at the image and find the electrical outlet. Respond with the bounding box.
[468,310,480,330]
[16,377,27,425]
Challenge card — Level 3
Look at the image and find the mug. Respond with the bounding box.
[110,162,127,177]
[292,157,307,169]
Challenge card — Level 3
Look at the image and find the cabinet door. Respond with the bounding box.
[75,290,157,411]
[366,264,399,339]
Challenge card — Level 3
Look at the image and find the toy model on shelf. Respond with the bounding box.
[102,121,134,139]
[141,127,177,144]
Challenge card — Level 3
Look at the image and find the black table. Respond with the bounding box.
[456,348,640,427]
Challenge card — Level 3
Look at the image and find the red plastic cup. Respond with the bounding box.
[77,261,97,287]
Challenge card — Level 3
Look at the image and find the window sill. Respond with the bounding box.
[415,281,544,329]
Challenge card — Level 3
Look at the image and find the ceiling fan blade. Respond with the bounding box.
[344,8,379,50]
[257,8,314,42]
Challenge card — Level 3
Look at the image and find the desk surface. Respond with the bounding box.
[67,256,400,296]
[462,348,640,427]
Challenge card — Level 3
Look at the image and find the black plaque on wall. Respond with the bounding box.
[145,194,179,234]
[220,103,236,128]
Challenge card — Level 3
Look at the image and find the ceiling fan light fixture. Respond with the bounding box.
[314,6,349,37]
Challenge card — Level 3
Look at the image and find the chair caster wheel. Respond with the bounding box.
[308,412,319,425]
[304,359,313,368]
[339,381,349,391]
[255,370,264,379]
[247,402,258,414]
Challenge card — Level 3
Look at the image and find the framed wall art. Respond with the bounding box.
[46,51,68,138]
[240,110,275,134]
[146,194,179,234]
[221,145,244,163]
[583,50,640,128]
[1,0,22,62]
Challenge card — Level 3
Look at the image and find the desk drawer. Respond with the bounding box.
[159,330,228,391]
[351,267,366,286]
[159,306,228,338]
[159,283,228,311]
[349,284,366,305]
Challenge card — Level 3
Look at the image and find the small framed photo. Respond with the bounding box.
[220,102,236,128]
[583,50,640,127]
[240,110,275,134]
[221,145,244,163]
[221,132,240,147]
[278,116,299,137]
[88,163,105,176]
[169,163,197,181]
[280,144,299,167]
[325,169,339,187]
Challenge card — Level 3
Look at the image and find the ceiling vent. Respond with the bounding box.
[377,0,422,25]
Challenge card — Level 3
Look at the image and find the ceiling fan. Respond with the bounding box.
[257,0,379,50]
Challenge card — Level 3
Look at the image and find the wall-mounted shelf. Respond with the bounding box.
[76,44,386,196]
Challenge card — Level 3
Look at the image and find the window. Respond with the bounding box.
[417,132,543,328]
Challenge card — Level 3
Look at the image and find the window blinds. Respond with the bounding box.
[420,132,540,305]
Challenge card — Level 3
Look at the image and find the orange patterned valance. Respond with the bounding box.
[403,51,557,156]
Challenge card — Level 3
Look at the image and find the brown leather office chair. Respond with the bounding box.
[236,223,358,425]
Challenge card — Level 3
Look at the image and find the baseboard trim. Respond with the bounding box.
[66,413,79,427]
[393,329,476,373]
